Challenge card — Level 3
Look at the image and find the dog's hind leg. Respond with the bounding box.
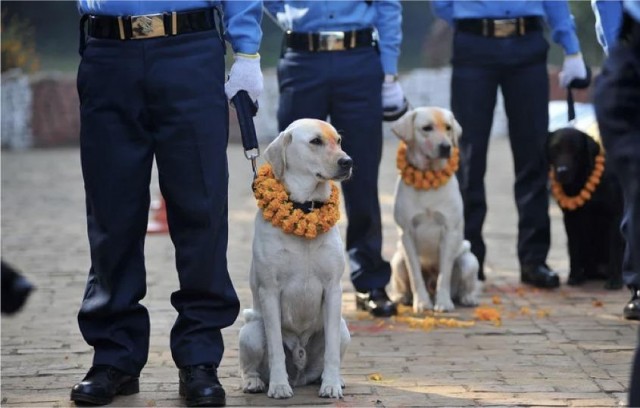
[390,249,412,305]
[454,241,480,307]
[239,310,267,393]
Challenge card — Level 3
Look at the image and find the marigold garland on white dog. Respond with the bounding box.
[549,152,605,211]
[396,141,460,190]
[253,164,340,239]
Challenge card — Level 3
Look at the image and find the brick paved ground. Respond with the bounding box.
[2,137,638,407]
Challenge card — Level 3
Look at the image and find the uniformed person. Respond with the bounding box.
[592,2,640,402]
[70,1,263,406]
[263,1,405,317]
[432,0,587,288]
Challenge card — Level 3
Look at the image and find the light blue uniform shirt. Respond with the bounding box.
[593,0,640,53]
[432,0,581,55]
[78,0,262,54]
[264,0,402,75]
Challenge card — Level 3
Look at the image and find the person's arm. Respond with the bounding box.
[543,1,587,88]
[592,0,623,54]
[222,1,264,102]
[542,0,581,55]
[431,1,454,25]
[222,0,263,54]
[374,0,402,75]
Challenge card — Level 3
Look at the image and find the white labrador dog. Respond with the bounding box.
[239,119,351,399]
[390,107,479,313]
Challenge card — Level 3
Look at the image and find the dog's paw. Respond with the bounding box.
[458,293,479,307]
[319,381,343,399]
[413,297,433,313]
[242,376,266,394]
[434,294,455,312]
[267,382,294,399]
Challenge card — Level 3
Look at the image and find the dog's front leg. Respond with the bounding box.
[319,281,344,399]
[434,233,457,312]
[400,232,433,312]
[258,287,294,399]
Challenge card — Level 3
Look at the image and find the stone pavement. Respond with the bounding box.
[2,137,638,407]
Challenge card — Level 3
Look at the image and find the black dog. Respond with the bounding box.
[1,260,34,314]
[547,127,624,289]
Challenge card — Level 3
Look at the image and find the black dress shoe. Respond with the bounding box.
[179,364,226,407]
[521,264,560,289]
[355,288,397,317]
[624,288,640,320]
[70,365,139,405]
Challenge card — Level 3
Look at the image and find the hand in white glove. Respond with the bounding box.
[558,53,587,88]
[225,53,264,102]
[382,77,405,112]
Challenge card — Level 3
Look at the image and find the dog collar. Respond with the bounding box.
[253,164,340,239]
[396,142,459,190]
[291,200,326,214]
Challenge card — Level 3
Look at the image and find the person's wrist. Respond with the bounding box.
[384,74,398,83]
[235,52,260,60]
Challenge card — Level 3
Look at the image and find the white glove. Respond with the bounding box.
[382,78,405,112]
[225,53,263,102]
[558,53,587,88]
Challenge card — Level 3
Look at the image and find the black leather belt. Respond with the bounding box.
[87,8,216,40]
[285,28,375,52]
[455,16,543,38]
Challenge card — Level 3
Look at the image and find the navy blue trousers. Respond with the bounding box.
[451,30,551,279]
[277,47,390,292]
[594,36,640,289]
[77,30,239,376]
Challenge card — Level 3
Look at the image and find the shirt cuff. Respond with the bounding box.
[231,41,260,55]
[380,55,398,76]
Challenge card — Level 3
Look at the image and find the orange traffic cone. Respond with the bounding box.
[147,196,169,234]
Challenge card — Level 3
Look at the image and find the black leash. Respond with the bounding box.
[230,90,260,188]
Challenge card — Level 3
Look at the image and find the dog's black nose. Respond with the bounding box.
[338,157,353,169]
[438,143,451,158]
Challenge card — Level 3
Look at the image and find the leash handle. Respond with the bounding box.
[567,88,576,122]
[230,90,260,182]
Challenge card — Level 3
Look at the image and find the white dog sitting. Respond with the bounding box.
[238,119,352,399]
[389,107,479,313]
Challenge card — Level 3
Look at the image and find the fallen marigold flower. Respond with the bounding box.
[492,295,502,305]
[368,373,383,382]
[592,300,604,307]
[473,306,501,322]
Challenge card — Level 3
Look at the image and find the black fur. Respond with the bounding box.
[547,127,624,290]
[1,261,34,314]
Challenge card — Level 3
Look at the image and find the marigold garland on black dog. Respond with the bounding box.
[253,164,340,239]
[549,152,605,211]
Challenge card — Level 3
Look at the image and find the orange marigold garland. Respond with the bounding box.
[396,142,460,190]
[549,152,605,211]
[253,164,340,239]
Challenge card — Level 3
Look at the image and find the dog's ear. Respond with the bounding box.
[264,130,292,180]
[391,110,417,142]
[585,135,601,167]
[449,114,462,147]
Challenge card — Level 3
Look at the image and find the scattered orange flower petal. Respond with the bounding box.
[536,309,551,318]
[593,300,604,307]
[516,287,526,296]
[519,306,531,316]
[368,373,383,382]
[474,306,502,322]
[492,295,502,305]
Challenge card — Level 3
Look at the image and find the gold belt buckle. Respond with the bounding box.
[131,13,165,39]
[493,19,517,38]
[318,31,345,51]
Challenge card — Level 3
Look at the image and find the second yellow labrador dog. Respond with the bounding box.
[390,107,480,313]
[239,119,352,399]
